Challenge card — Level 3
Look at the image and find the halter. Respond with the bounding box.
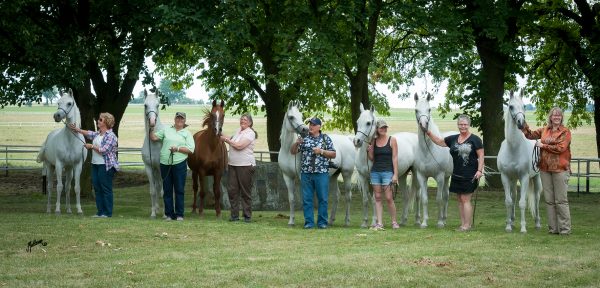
[415,113,430,132]
[356,112,375,145]
[510,110,525,122]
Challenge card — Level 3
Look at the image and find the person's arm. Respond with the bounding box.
[425,130,448,147]
[367,143,374,161]
[543,129,571,154]
[94,132,117,153]
[221,134,253,150]
[68,123,93,140]
[149,127,160,142]
[391,137,398,183]
[521,123,542,140]
[318,136,336,159]
[475,148,485,179]
[290,137,302,155]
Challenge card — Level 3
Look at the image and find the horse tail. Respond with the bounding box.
[527,178,536,217]
[36,141,46,163]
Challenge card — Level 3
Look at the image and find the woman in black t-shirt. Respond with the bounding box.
[426,115,484,232]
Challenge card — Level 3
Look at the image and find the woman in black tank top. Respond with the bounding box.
[367,119,399,230]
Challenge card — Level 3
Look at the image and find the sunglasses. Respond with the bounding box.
[98,118,104,122]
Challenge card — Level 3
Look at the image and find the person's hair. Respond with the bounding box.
[241,113,258,139]
[99,112,115,129]
[546,107,564,126]
[457,114,471,126]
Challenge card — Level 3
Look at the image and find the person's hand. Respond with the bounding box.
[295,137,303,145]
[391,175,398,184]
[84,143,93,150]
[220,135,229,143]
[169,146,177,153]
[367,144,373,152]
[68,123,78,133]
[535,141,544,148]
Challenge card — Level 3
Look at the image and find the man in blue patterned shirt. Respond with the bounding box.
[291,117,336,229]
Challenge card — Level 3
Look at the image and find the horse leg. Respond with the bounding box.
[46,165,54,213]
[328,176,340,226]
[533,175,543,230]
[434,175,448,228]
[144,165,157,218]
[398,174,409,226]
[519,177,529,233]
[54,164,64,214]
[342,170,353,227]
[73,164,83,214]
[501,174,514,232]
[282,173,296,226]
[416,173,429,229]
[64,168,73,214]
[214,174,222,219]
[357,174,371,228]
[191,170,199,214]
[198,174,206,217]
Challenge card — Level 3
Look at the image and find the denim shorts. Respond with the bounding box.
[370,171,393,186]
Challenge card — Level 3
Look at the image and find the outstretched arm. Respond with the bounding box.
[425,130,447,147]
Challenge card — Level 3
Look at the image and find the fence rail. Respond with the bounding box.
[2,144,598,193]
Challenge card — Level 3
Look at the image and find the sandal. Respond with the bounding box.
[392,222,400,229]
[370,223,385,231]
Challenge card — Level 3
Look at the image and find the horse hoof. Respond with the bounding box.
[505,228,513,233]
[360,223,368,229]
[288,223,295,227]
[420,224,428,229]
[437,222,445,228]
[150,215,157,219]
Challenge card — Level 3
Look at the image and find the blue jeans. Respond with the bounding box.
[370,171,393,185]
[301,172,329,227]
[161,160,187,219]
[91,164,115,217]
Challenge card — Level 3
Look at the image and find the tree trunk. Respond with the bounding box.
[593,88,600,160]
[350,69,370,133]
[263,80,284,162]
[476,38,507,189]
[73,84,96,198]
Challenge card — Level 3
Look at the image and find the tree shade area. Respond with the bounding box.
[0,0,598,163]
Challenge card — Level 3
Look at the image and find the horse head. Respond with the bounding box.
[144,89,160,129]
[54,89,77,123]
[284,100,308,137]
[508,90,526,129]
[354,103,376,148]
[210,99,225,136]
[414,92,433,133]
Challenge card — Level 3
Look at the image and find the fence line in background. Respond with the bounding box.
[2,144,598,193]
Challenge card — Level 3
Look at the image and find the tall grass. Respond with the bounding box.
[1,178,600,287]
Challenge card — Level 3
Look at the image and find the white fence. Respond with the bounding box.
[2,144,599,193]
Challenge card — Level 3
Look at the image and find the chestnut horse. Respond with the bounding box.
[188,100,228,218]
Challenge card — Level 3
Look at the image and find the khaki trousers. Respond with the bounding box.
[540,171,571,234]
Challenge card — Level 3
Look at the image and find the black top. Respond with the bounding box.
[444,134,483,180]
[372,136,393,172]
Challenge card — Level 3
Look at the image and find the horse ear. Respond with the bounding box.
[68,88,73,97]
[519,89,524,99]
[509,90,514,99]
[370,105,374,113]
[144,89,148,99]
[288,101,294,111]
[426,92,434,102]
[219,100,225,108]
[413,93,419,101]
[359,103,364,112]
[212,99,217,107]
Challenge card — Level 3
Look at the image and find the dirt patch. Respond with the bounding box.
[0,169,147,196]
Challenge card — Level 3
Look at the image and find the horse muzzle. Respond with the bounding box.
[53,112,64,123]
[353,138,363,148]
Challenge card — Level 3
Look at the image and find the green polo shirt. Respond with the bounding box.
[154,126,195,165]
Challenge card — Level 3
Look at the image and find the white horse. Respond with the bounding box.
[37,89,87,214]
[413,93,453,228]
[497,90,542,233]
[278,100,357,226]
[353,103,420,228]
[141,90,164,218]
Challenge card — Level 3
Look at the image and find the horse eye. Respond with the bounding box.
[428,108,431,113]
[68,102,72,106]
[509,106,514,110]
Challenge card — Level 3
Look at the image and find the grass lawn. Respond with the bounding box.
[1,170,600,287]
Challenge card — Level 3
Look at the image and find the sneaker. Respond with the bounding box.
[318,224,328,229]
[243,217,251,223]
[229,217,240,222]
[91,215,102,218]
[164,217,172,221]
[176,217,184,221]
[392,222,400,229]
[370,224,385,231]
[303,224,314,229]
[98,215,108,218]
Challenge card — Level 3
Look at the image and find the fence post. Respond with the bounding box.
[586,160,590,193]
[4,146,7,177]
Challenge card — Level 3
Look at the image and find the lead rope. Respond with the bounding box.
[532,142,541,173]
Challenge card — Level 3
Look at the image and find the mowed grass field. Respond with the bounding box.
[1,104,600,287]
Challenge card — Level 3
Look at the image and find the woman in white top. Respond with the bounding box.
[221,113,257,222]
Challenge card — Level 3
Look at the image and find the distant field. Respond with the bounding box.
[1,103,596,158]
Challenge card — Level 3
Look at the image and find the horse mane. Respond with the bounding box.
[201,107,213,129]
[279,110,295,147]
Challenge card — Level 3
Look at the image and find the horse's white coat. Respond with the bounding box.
[497,90,542,233]
[37,90,87,214]
[413,93,453,228]
[141,91,164,218]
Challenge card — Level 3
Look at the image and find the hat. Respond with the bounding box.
[175,112,186,119]
[309,117,322,126]
[376,119,388,128]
